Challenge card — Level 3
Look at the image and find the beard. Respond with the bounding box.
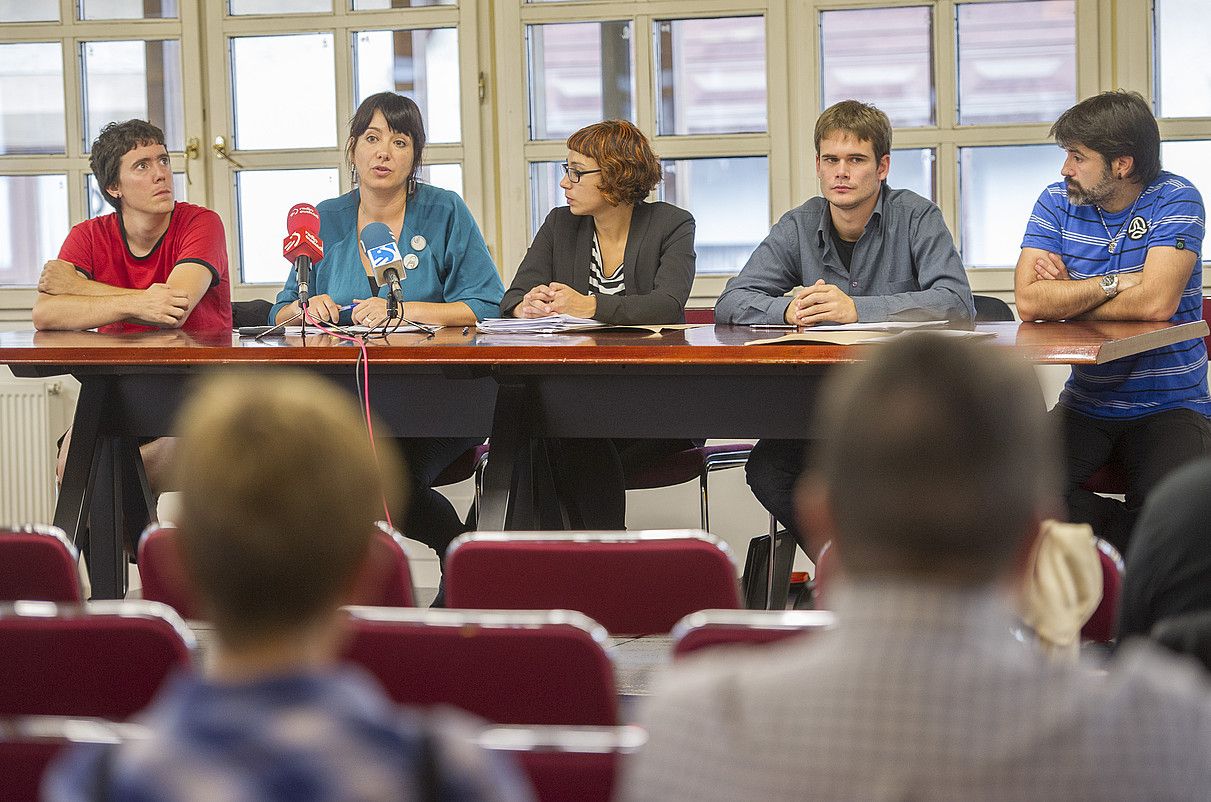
[1065,166,1115,207]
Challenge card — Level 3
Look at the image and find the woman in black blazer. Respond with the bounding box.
[502,120,695,325]
[501,120,699,529]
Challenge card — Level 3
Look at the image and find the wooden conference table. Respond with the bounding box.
[1,318,1206,599]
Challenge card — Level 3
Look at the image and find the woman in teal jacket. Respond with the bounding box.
[273,92,503,569]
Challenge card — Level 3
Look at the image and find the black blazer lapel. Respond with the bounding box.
[571,214,595,291]
[622,203,652,292]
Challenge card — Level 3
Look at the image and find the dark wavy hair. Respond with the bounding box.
[567,120,662,206]
[346,92,426,197]
[1051,90,1161,185]
[90,119,166,211]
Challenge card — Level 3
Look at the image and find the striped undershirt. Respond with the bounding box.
[588,230,625,296]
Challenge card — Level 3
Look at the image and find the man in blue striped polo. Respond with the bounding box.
[1016,90,1211,554]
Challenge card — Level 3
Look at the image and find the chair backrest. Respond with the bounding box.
[139,522,414,620]
[0,525,82,603]
[684,307,716,324]
[1082,537,1125,643]
[0,715,147,802]
[1204,296,1211,353]
[341,607,618,725]
[230,298,274,328]
[445,530,741,635]
[973,294,1015,322]
[0,601,195,719]
[670,609,836,658]
[476,724,646,802]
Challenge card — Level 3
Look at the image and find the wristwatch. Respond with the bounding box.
[1099,274,1119,299]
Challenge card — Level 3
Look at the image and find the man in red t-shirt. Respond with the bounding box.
[36,119,232,497]
[33,119,231,334]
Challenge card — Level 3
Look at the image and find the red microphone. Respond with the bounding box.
[283,203,323,307]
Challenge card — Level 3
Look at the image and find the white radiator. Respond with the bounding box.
[0,379,60,523]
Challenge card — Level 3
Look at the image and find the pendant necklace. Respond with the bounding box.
[1096,191,1142,254]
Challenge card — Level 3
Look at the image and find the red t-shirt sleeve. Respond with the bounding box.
[174,207,229,288]
[56,219,100,279]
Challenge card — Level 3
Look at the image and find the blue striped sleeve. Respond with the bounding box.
[1148,180,1205,257]
[1021,185,1063,252]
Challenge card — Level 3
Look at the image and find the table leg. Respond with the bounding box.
[478,381,535,530]
[53,378,109,548]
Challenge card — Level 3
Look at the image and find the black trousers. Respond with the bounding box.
[744,438,813,554]
[1056,405,1211,555]
[396,436,483,562]
[545,438,699,530]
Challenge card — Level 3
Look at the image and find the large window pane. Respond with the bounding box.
[887,148,934,202]
[353,28,460,144]
[527,21,634,141]
[352,0,455,8]
[79,0,178,19]
[529,161,564,237]
[1,1,59,21]
[655,17,766,136]
[87,173,186,219]
[0,175,69,288]
[1155,0,1211,118]
[0,43,65,155]
[237,168,340,284]
[232,34,336,150]
[820,6,933,128]
[419,164,463,197]
[960,144,1065,267]
[82,40,184,152]
[660,157,769,275]
[229,0,331,13]
[1161,142,1211,232]
[956,1,1075,125]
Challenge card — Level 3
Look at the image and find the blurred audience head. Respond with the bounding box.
[169,369,405,649]
[799,335,1060,586]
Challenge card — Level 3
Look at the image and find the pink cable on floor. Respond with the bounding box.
[301,307,395,530]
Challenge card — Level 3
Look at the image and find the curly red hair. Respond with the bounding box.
[567,120,661,206]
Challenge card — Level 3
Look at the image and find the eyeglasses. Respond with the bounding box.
[561,163,602,184]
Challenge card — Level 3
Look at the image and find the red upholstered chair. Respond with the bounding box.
[623,444,754,532]
[670,609,836,658]
[0,525,83,603]
[444,530,742,635]
[476,724,646,802]
[432,443,490,510]
[341,607,618,725]
[139,521,414,620]
[0,715,147,802]
[1082,537,1125,644]
[0,601,195,720]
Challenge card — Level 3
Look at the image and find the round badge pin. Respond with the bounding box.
[410,235,427,251]
[403,253,419,270]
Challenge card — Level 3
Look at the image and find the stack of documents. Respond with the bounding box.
[477,314,601,334]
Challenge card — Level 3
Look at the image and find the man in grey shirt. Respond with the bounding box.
[623,335,1211,802]
[716,100,974,548]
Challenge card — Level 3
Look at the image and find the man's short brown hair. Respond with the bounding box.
[1050,90,1162,185]
[566,119,662,206]
[814,100,892,162]
[808,335,1059,584]
[169,370,405,647]
[90,119,166,211]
